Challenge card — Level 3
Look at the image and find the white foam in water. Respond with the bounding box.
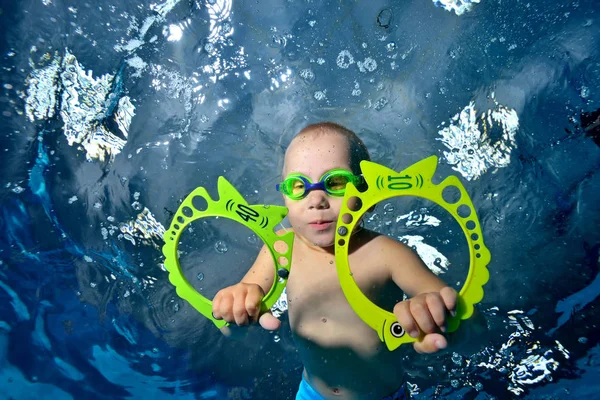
[400,235,450,275]
[119,207,166,250]
[205,0,233,44]
[475,311,566,396]
[114,39,144,53]
[115,0,185,54]
[114,14,157,53]
[166,24,183,42]
[115,96,135,137]
[433,0,481,16]
[270,288,288,319]
[25,50,134,162]
[396,210,441,228]
[149,0,183,18]
[437,99,519,181]
[60,51,128,162]
[25,54,60,121]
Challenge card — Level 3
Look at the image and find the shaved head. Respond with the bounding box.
[285,122,370,176]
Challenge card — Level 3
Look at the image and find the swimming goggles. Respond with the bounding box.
[276,169,362,200]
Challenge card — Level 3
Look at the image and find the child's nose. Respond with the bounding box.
[306,189,329,209]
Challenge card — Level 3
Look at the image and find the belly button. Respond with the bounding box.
[332,388,340,395]
[321,317,327,323]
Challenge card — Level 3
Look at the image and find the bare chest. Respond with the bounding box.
[284,242,391,329]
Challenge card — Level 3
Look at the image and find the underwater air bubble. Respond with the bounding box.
[580,86,590,99]
[357,57,378,73]
[247,234,258,244]
[214,240,228,254]
[376,9,393,29]
[336,50,354,69]
[299,68,315,83]
[374,97,388,111]
[314,91,326,101]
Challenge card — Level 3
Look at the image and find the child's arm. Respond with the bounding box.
[240,244,277,293]
[377,236,458,353]
[211,244,280,331]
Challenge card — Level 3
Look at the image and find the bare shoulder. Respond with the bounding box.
[353,229,444,295]
[275,227,294,235]
[353,229,415,258]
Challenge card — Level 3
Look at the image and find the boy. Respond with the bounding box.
[212,122,457,399]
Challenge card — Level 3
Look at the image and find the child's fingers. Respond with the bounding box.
[440,287,458,316]
[410,299,437,334]
[214,292,234,321]
[425,294,447,332]
[244,294,261,323]
[413,333,448,354]
[232,292,250,326]
[394,301,419,338]
[258,312,281,331]
[212,293,222,319]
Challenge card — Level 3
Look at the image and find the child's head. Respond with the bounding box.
[283,122,370,177]
[280,122,370,248]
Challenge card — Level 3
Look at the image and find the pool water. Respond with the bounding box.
[1,0,600,399]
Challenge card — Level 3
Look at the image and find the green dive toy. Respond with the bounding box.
[162,177,294,328]
[334,156,491,351]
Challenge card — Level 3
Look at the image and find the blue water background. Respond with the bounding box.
[1,0,600,399]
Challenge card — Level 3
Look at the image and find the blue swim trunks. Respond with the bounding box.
[296,376,408,400]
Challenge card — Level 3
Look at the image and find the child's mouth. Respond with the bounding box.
[309,221,333,230]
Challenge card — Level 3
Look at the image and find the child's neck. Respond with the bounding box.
[297,234,335,255]
[296,225,364,255]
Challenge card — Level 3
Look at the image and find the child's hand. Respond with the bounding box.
[393,286,457,354]
[212,282,281,331]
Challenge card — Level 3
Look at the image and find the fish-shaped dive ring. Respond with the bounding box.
[335,156,491,350]
[162,177,294,328]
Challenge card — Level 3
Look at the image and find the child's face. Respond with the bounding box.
[282,132,351,248]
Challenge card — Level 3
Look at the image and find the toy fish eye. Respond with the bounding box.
[390,322,405,338]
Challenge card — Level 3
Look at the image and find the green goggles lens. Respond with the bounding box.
[276,169,361,200]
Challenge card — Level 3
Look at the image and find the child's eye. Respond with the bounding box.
[326,176,349,190]
[291,180,305,194]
